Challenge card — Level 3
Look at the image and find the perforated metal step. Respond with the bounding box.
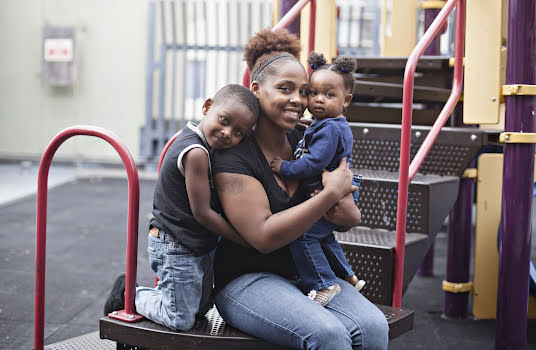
[350,123,498,177]
[353,80,453,104]
[354,169,459,235]
[100,304,413,350]
[336,227,429,305]
[44,331,115,350]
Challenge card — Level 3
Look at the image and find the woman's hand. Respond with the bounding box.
[321,157,357,199]
[310,190,361,229]
[324,193,361,229]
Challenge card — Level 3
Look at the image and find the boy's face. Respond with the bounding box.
[200,97,256,150]
[307,70,352,120]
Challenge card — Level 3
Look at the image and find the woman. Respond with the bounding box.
[212,28,389,350]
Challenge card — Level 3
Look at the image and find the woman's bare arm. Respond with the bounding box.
[310,190,362,229]
[214,158,355,253]
[325,193,361,231]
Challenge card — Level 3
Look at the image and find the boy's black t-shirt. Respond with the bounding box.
[211,129,307,293]
[150,122,219,256]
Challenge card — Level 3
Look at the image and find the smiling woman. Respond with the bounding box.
[210,28,389,350]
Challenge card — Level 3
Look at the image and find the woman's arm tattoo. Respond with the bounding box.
[215,174,244,195]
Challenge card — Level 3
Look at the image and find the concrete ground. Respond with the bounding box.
[1,161,535,349]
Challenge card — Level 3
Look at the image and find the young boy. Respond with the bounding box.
[104,84,259,330]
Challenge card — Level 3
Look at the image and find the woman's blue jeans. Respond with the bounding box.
[215,272,389,350]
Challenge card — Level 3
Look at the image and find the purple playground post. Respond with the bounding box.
[444,157,474,318]
[417,4,445,277]
[423,8,442,55]
[280,0,300,36]
[496,0,536,348]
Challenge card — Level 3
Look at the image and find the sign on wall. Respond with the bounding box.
[44,39,74,62]
[42,26,75,86]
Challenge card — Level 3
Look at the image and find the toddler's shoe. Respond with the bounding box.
[355,279,366,292]
[308,284,341,307]
[347,274,366,292]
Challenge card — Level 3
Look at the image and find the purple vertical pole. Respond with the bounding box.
[444,159,473,318]
[417,4,445,277]
[423,8,442,55]
[444,99,474,318]
[280,0,300,35]
[496,0,536,348]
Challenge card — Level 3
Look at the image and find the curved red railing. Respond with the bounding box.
[242,0,316,87]
[154,130,182,287]
[158,131,182,172]
[392,0,466,307]
[33,126,141,350]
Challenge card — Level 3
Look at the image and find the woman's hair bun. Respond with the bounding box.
[332,56,357,75]
[243,28,301,71]
[308,51,326,70]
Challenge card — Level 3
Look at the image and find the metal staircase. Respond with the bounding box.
[337,123,498,305]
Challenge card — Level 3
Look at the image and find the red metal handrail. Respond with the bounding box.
[33,126,141,350]
[158,131,182,173]
[242,0,316,87]
[392,0,466,308]
[154,130,182,287]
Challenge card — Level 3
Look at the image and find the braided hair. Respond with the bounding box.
[243,28,302,84]
[307,52,357,93]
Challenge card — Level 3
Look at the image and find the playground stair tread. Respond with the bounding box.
[350,123,499,176]
[356,169,460,236]
[346,104,441,125]
[353,80,454,104]
[337,227,431,305]
[98,305,413,350]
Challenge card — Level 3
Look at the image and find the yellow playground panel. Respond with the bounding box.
[380,0,418,57]
[464,0,508,126]
[473,154,536,319]
[300,0,337,65]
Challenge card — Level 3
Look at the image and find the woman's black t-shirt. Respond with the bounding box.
[211,129,307,293]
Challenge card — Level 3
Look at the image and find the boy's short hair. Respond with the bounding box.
[213,84,260,118]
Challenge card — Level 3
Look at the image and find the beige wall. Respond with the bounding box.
[0,0,148,163]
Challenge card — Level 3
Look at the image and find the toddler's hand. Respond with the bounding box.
[271,156,283,175]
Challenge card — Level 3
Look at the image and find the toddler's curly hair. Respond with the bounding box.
[308,52,357,93]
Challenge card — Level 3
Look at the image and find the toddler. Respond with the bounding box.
[271,52,365,306]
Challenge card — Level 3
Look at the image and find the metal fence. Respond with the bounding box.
[140,0,385,160]
[337,0,381,57]
[140,0,273,159]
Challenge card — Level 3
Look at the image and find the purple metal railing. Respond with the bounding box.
[393,0,466,307]
[33,126,141,350]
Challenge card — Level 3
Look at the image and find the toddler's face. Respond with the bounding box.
[307,70,351,120]
[201,98,256,150]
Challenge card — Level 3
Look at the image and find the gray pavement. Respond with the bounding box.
[0,162,535,349]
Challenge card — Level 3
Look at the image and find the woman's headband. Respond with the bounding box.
[251,54,295,82]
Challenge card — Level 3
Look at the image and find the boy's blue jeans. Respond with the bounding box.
[215,272,389,350]
[291,173,362,292]
[135,229,213,331]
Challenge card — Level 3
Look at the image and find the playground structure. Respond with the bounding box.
[32,0,536,349]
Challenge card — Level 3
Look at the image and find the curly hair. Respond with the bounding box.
[243,28,302,83]
[307,52,358,93]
